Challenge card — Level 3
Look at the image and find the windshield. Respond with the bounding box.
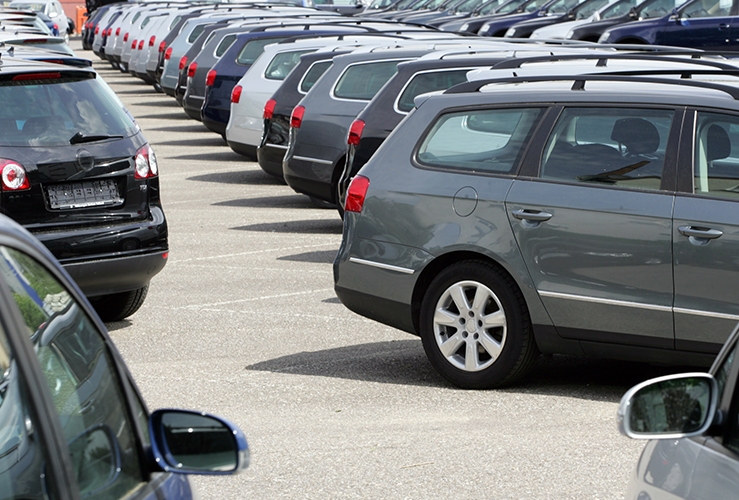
[0,75,138,147]
[546,0,584,14]
[600,0,638,18]
[524,0,553,13]
[638,0,681,18]
[454,0,485,12]
[494,0,529,13]
[574,0,609,17]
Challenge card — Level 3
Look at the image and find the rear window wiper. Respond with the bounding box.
[69,132,124,144]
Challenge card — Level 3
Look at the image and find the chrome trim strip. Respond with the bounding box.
[349,257,415,274]
[265,143,288,150]
[674,307,739,321]
[538,290,672,313]
[293,155,333,165]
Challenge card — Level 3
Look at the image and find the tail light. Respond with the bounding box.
[291,105,305,129]
[134,144,158,179]
[137,40,144,50]
[178,56,187,70]
[263,98,276,119]
[0,160,29,191]
[159,40,166,53]
[131,39,137,50]
[116,27,120,36]
[187,62,197,78]
[94,26,99,35]
[347,119,365,146]
[149,36,155,47]
[231,85,242,104]
[106,28,111,36]
[164,47,172,60]
[205,69,216,87]
[123,32,128,42]
[345,175,369,213]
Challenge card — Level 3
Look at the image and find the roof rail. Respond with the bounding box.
[491,51,739,70]
[444,73,739,100]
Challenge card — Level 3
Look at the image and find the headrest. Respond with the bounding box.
[610,117,660,155]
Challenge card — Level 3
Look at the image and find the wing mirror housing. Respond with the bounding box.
[149,409,250,475]
[618,373,718,440]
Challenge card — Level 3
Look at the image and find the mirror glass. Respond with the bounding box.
[628,377,712,435]
[161,412,237,472]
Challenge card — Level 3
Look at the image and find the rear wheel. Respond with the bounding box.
[419,261,538,389]
[90,285,149,322]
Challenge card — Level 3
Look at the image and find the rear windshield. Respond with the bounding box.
[334,60,404,101]
[300,60,331,92]
[0,75,138,147]
[265,49,316,81]
[215,34,237,58]
[397,69,469,112]
[236,37,289,66]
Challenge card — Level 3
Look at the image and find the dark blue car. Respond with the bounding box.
[477,0,562,36]
[599,0,737,49]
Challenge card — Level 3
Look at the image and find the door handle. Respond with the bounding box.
[719,23,730,29]
[512,209,553,222]
[678,225,723,240]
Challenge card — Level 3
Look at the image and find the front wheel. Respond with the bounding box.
[419,261,538,389]
[90,285,149,322]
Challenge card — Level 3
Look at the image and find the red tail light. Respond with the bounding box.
[164,47,172,60]
[116,27,120,36]
[178,56,187,70]
[347,119,365,146]
[131,39,137,49]
[123,32,128,42]
[159,40,166,53]
[263,98,276,119]
[134,144,158,179]
[187,62,197,78]
[0,159,29,191]
[149,36,155,47]
[106,28,111,36]
[205,69,216,87]
[12,73,61,81]
[138,40,144,50]
[291,105,305,129]
[345,175,369,213]
[231,85,242,104]
[94,26,99,34]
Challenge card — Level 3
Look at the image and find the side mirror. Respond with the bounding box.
[618,373,718,440]
[669,6,679,21]
[149,409,249,475]
[628,6,637,18]
[68,425,120,497]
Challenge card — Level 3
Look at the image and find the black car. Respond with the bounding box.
[0,59,167,321]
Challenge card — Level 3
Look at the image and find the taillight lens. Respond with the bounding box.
[134,144,158,179]
[123,32,128,42]
[106,28,111,36]
[0,160,29,191]
[347,119,365,146]
[159,40,166,53]
[263,98,276,119]
[131,39,137,49]
[231,85,242,104]
[149,36,155,47]
[138,40,144,50]
[291,105,305,129]
[164,47,172,60]
[187,62,197,78]
[116,27,120,36]
[94,26,99,35]
[345,175,369,213]
[205,69,216,87]
[179,56,187,70]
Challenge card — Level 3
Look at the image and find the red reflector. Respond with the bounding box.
[149,36,155,47]
[187,62,197,78]
[162,252,169,259]
[12,72,61,80]
[123,32,128,42]
[345,175,370,213]
[291,105,305,129]
[205,69,216,87]
[263,98,276,119]
[159,40,166,53]
[347,119,365,146]
[231,85,242,104]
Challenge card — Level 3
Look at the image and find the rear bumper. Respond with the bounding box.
[64,249,168,297]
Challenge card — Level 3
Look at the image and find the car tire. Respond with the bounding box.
[419,261,538,389]
[90,285,149,322]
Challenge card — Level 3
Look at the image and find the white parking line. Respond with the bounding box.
[178,288,335,308]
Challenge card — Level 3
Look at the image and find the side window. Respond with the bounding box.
[693,112,739,199]
[300,60,332,93]
[0,247,145,499]
[682,0,731,17]
[0,318,57,500]
[541,107,675,190]
[334,60,404,101]
[265,50,316,81]
[416,107,544,173]
[396,69,470,113]
[215,34,236,58]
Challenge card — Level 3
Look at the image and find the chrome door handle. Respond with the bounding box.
[512,209,553,222]
[678,225,723,239]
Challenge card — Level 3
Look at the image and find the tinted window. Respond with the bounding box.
[600,0,637,19]
[300,60,332,92]
[334,60,404,100]
[169,15,181,31]
[2,248,145,500]
[397,69,469,113]
[215,34,236,58]
[640,0,682,18]
[236,37,289,66]
[265,49,316,81]
[693,112,739,199]
[682,0,731,17]
[0,76,138,147]
[187,23,206,43]
[541,107,674,190]
[417,107,544,173]
[575,0,609,18]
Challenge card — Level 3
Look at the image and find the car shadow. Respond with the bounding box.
[213,195,314,209]
[132,99,181,107]
[232,219,343,234]
[277,249,337,264]
[188,170,281,185]
[115,88,159,95]
[156,137,227,148]
[148,123,214,133]
[136,111,191,120]
[245,340,694,402]
[173,151,246,162]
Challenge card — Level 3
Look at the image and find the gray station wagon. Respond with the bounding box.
[334,71,739,388]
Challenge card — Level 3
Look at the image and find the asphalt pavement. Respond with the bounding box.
[77,37,686,500]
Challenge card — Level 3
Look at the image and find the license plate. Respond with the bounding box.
[47,179,123,210]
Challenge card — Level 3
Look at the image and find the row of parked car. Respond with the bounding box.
[81,1,739,498]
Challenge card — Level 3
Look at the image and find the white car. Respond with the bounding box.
[8,0,69,40]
